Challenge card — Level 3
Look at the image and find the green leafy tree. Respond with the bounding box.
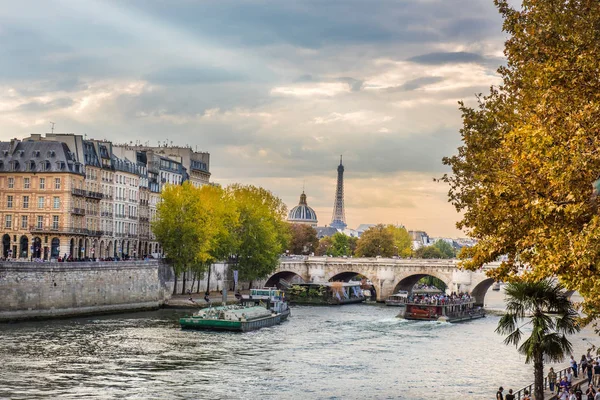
[355,224,395,257]
[316,236,333,256]
[288,224,319,255]
[414,246,443,259]
[387,225,413,257]
[441,0,600,319]
[496,280,580,400]
[432,240,455,259]
[152,182,206,294]
[331,232,351,257]
[228,184,290,285]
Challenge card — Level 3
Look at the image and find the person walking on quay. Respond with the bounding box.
[203,293,210,304]
[572,355,579,378]
[496,386,504,400]
[582,355,589,377]
[588,361,594,385]
[585,384,596,400]
[594,361,600,386]
[549,367,558,393]
[522,389,531,400]
[568,368,574,386]
[505,388,515,400]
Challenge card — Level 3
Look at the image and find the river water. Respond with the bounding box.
[1,290,598,400]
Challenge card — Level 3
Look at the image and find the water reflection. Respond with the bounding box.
[0,289,597,400]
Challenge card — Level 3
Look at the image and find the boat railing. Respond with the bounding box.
[410,298,474,306]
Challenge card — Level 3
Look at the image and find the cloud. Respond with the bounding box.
[16,98,75,112]
[407,51,485,65]
[145,67,246,85]
[387,76,445,92]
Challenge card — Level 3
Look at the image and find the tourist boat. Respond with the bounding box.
[397,297,485,323]
[385,291,409,307]
[285,281,366,305]
[179,288,290,332]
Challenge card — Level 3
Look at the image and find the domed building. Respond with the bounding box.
[288,192,318,227]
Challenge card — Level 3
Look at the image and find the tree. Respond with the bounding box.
[432,240,455,259]
[355,224,395,257]
[414,246,443,259]
[316,236,333,256]
[288,224,319,255]
[152,182,207,295]
[441,0,600,319]
[228,184,290,285]
[496,280,580,400]
[387,225,413,257]
[331,232,352,257]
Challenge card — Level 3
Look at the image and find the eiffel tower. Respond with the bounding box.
[330,155,347,230]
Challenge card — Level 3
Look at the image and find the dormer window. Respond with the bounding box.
[29,160,36,171]
[18,150,24,157]
[33,150,40,157]
[11,160,20,171]
[2,150,7,157]
[48,150,55,158]
[44,160,51,171]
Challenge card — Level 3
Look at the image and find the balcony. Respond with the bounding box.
[101,211,113,218]
[71,207,86,215]
[128,215,138,220]
[87,210,99,216]
[86,191,103,200]
[102,231,114,237]
[116,232,125,237]
[29,225,90,235]
[71,188,86,197]
[88,230,103,236]
[115,214,126,219]
[139,216,149,222]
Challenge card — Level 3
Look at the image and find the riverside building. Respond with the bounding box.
[0,134,210,260]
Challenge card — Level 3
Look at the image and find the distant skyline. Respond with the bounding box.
[0,0,510,237]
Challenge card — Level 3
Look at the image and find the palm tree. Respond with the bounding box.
[496,279,580,400]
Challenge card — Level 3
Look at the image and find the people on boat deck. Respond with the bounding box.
[409,291,473,305]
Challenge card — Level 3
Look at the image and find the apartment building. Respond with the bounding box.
[0,134,208,260]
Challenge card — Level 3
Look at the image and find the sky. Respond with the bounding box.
[0,0,510,237]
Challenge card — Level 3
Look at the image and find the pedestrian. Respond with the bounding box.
[588,363,594,385]
[595,389,600,400]
[572,355,579,378]
[203,293,210,303]
[568,368,574,385]
[558,388,569,400]
[586,384,596,400]
[505,388,515,400]
[496,386,504,400]
[594,362,600,386]
[522,389,531,400]
[582,355,589,376]
[549,367,558,392]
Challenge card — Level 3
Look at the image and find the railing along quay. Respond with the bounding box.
[514,365,588,400]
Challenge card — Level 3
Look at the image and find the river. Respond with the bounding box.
[0,289,597,399]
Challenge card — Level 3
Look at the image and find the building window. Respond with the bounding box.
[21,215,27,229]
[38,196,45,209]
[53,197,60,209]
[8,177,14,188]
[55,178,61,189]
[24,178,30,189]
[37,216,43,229]
[39,178,45,189]
[52,216,59,230]
[7,195,13,208]
[5,215,12,228]
[23,196,29,209]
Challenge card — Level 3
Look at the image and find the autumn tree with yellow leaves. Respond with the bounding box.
[443,0,600,320]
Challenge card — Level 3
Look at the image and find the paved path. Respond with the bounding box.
[164,292,242,309]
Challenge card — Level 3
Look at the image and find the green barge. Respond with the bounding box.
[180,288,290,332]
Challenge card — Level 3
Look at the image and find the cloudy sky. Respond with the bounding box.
[0,0,509,237]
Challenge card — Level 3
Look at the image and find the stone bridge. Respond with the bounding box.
[266,257,502,305]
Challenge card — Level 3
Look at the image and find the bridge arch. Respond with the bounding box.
[470,278,495,306]
[265,270,307,288]
[328,271,377,301]
[392,271,451,294]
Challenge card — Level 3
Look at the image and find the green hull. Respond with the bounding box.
[180,309,290,332]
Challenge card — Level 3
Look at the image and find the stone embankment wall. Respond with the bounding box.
[0,260,172,322]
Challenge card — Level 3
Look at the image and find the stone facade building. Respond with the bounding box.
[0,134,211,260]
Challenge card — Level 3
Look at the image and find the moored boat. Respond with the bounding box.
[397,294,484,323]
[179,288,290,332]
[385,291,409,307]
[286,282,366,305]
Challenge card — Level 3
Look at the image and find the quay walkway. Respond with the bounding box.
[513,365,590,399]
